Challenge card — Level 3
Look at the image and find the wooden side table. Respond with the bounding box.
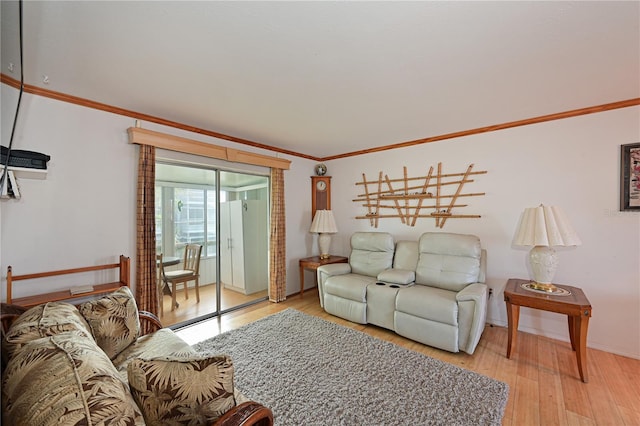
[504,278,592,383]
[299,255,348,297]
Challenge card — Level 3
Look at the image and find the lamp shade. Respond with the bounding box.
[310,210,338,234]
[514,205,581,247]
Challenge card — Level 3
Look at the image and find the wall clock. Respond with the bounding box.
[311,176,331,220]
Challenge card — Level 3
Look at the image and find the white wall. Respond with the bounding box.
[0,86,314,303]
[1,87,137,287]
[322,106,640,359]
[2,84,638,358]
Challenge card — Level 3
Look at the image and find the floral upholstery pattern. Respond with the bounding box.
[128,354,236,425]
[1,332,145,425]
[1,288,258,426]
[3,301,93,360]
[78,286,140,359]
[112,328,198,382]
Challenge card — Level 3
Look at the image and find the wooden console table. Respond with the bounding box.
[299,255,348,297]
[504,278,592,383]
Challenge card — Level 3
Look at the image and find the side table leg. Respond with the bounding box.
[506,301,520,359]
[574,314,590,383]
[299,265,305,297]
[568,316,577,351]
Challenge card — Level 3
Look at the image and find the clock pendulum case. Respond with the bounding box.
[311,176,331,220]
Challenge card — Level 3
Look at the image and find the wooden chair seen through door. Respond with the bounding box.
[156,253,179,316]
[164,244,203,311]
[156,253,165,317]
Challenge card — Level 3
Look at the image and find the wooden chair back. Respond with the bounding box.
[182,244,202,275]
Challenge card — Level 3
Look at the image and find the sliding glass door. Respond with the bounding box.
[218,171,270,312]
[155,163,269,327]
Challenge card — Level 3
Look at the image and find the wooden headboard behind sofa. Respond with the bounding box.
[6,255,130,308]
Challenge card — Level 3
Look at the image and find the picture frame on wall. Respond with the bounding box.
[620,142,640,211]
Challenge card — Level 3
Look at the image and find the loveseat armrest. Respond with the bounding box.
[317,263,352,308]
[377,268,415,285]
[139,310,163,335]
[1,303,28,335]
[318,263,352,277]
[455,283,488,354]
[455,282,487,303]
[213,401,274,426]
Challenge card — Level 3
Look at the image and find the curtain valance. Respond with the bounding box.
[128,127,291,170]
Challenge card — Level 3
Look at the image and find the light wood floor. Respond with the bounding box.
[159,283,267,327]
[175,288,640,426]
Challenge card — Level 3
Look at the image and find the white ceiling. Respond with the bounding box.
[1,1,639,159]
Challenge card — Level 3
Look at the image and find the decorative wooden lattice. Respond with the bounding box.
[354,163,486,228]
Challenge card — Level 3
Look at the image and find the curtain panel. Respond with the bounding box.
[269,168,286,302]
[136,144,158,332]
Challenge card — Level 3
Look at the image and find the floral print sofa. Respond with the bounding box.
[1,287,272,426]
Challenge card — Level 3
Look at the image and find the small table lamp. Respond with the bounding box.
[513,204,581,292]
[310,210,338,259]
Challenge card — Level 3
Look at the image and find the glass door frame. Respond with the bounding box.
[155,160,270,330]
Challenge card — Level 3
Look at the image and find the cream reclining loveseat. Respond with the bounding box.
[317,232,487,354]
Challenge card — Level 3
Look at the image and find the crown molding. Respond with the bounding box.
[3,74,638,162]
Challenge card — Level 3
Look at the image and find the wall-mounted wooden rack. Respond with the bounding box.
[354,163,486,228]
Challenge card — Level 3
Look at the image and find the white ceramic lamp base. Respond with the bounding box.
[318,233,332,259]
[529,245,558,291]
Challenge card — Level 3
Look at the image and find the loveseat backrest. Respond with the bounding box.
[393,241,419,271]
[415,232,483,292]
[349,232,395,277]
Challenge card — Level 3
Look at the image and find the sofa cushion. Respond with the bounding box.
[78,286,140,359]
[393,240,419,271]
[3,301,93,360]
[349,232,395,277]
[395,285,459,326]
[112,328,197,381]
[415,233,481,292]
[1,333,144,425]
[128,354,236,425]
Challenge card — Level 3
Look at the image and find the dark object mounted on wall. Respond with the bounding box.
[620,142,640,211]
[1,145,50,170]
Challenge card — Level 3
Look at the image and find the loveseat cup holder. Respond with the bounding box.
[375,282,400,289]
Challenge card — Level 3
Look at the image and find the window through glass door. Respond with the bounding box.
[155,163,269,327]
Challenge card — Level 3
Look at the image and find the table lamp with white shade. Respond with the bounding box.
[513,204,581,292]
[310,210,338,259]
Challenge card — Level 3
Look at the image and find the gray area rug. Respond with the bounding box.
[194,308,509,426]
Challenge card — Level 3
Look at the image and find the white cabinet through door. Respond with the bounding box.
[220,200,268,294]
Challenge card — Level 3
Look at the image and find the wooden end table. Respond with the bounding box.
[299,255,348,297]
[504,278,592,383]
